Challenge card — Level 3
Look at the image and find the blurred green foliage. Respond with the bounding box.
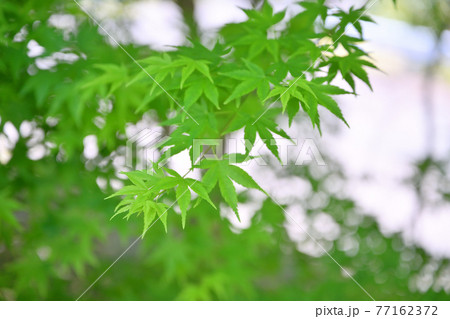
[0,0,449,301]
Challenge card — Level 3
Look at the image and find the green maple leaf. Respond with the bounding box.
[183,77,220,108]
[265,78,350,128]
[333,5,375,37]
[223,60,270,103]
[200,160,266,221]
[218,172,239,220]
[126,55,173,87]
[325,52,378,91]
[177,57,213,89]
[143,201,156,237]
[163,168,215,228]
[242,2,285,30]
[184,80,203,107]
[176,183,191,229]
[155,202,170,233]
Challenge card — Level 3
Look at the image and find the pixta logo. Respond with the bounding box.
[125,128,169,171]
[192,137,326,166]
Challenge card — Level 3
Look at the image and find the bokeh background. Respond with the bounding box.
[1,0,450,300]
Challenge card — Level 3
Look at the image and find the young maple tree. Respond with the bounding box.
[107,1,377,233]
[9,0,448,301]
